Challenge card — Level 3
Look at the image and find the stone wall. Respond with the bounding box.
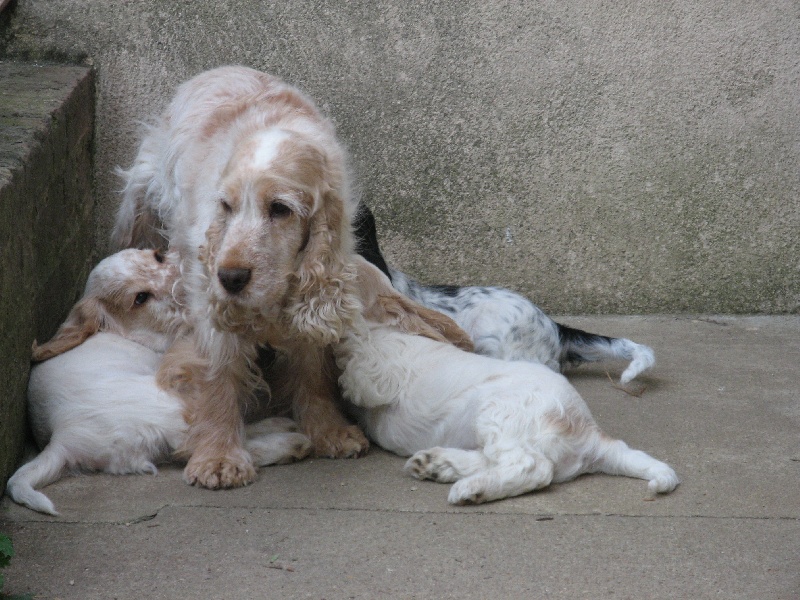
[0,61,95,487]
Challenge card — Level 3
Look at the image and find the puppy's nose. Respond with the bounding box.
[218,267,252,294]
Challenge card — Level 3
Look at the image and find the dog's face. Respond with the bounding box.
[201,128,358,345]
[32,249,184,362]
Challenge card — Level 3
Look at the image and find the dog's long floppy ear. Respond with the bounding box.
[286,190,361,346]
[352,256,474,352]
[31,298,117,362]
[376,294,475,352]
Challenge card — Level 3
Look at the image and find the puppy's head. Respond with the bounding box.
[201,127,359,346]
[32,248,184,362]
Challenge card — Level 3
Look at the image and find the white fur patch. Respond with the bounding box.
[249,129,291,172]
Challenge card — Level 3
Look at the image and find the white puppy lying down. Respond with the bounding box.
[334,258,679,505]
[6,249,310,516]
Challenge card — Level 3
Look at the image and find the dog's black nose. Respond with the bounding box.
[218,267,252,294]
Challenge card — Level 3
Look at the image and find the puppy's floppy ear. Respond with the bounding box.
[286,189,361,345]
[375,293,475,352]
[31,298,117,362]
[353,256,474,352]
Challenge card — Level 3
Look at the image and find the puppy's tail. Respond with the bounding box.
[5,443,68,516]
[557,323,655,384]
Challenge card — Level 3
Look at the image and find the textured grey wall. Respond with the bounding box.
[2,0,797,313]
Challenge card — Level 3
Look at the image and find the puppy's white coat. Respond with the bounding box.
[334,263,679,505]
[6,250,310,515]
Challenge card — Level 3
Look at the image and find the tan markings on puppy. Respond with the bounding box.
[32,249,183,361]
[351,256,474,351]
[542,404,596,439]
[31,298,107,362]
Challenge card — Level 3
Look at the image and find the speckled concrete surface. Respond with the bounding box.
[2,316,798,599]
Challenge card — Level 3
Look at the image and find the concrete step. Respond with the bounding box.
[0,60,95,486]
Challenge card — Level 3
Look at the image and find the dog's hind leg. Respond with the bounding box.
[5,442,69,516]
[590,433,679,493]
[404,447,490,483]
[446,448,555,505]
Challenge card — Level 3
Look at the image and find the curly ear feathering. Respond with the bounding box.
[283,186,361,347]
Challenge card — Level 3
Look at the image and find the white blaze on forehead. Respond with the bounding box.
[248,129,291,171]
[86,251,137,290]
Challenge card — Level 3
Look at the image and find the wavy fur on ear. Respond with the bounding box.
[350,256,474,352]
[32,298,116,363]
[285,189,361,346]
[375,294,475,352]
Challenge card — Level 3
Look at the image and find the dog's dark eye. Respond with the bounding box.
[134,291,151,306]
[220,199,233,214]
[154,250,164,264]
[269,201,292,219]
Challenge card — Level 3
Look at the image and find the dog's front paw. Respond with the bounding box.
[183,452,256,489]
[311,424,369,458]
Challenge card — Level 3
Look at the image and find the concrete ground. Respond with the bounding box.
[1,315,798,599]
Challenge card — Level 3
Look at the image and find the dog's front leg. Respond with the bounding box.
[276,344,369,459]
[163,334,257,489]
[182,365,256,489]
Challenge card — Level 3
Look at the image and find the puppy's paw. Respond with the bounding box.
[448,478,489,505]
[405,451,435,480]
[647,466,680,494]
[247,432,312,466]
[311,424,369,459]
[183,452,256,489]
[404,448,459,483]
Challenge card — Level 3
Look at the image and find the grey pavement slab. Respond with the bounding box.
[1,316,798,599]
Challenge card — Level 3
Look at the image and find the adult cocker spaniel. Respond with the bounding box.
[113,66,467,489]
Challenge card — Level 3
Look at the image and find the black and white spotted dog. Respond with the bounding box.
[353,205,654,384]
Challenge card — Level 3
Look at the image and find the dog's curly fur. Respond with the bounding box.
[6,249,310,515]
[334,265,679,505]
